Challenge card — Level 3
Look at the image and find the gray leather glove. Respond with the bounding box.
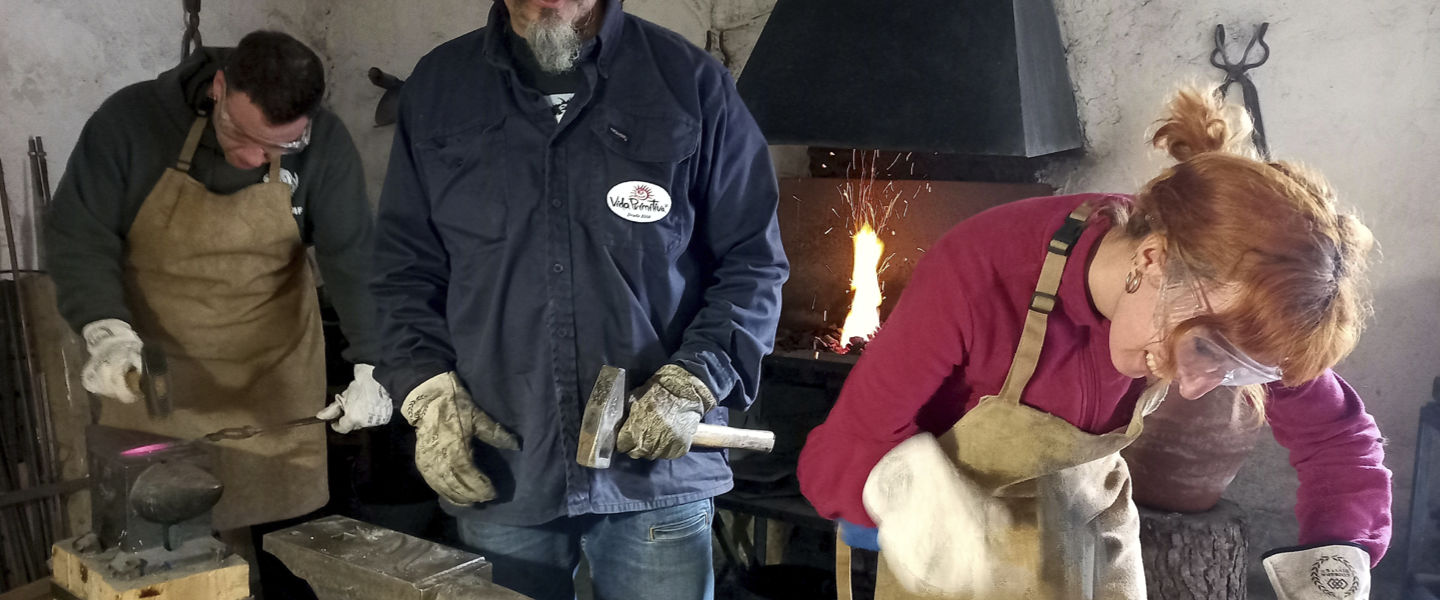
[1263,543,1371,600]
[615,364,717,460]
[401,372,519,505]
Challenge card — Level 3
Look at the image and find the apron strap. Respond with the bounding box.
[175,116,209,173]
[835,528,854,600]
[995,203,1094,404]
[268,154,282,182]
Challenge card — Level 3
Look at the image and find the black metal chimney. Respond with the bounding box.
[737,0,1083,157]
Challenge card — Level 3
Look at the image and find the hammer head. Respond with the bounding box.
[141,345,171,418]
[577,366,627,469]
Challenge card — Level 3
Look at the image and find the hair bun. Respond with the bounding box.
[1151,87,1256,162]
[1336,213,1376,262]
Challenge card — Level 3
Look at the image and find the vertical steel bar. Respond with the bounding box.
[3,157,49,576]
[29,136,51,270]
[21,140,62,541]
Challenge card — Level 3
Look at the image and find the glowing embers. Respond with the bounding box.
[119,442,175,457]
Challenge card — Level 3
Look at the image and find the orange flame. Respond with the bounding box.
[840,224,885,343]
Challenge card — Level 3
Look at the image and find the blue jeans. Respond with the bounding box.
[455,499,715,600]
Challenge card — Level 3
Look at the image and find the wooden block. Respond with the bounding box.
[1138,500,1247,600]
[50,541,248,600]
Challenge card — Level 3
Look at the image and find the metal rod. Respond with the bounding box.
[0,507,33,587]
[0,477,88,509]
[26,139,40,271]
[1,159,20,277]
[36,377,64,539]
[34,137,51,207]
[30,137,51,271]
[2,157,53,574]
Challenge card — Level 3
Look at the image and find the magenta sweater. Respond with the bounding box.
[797,194,1392,564]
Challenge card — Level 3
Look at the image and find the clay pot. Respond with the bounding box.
[1121,385,1264,513]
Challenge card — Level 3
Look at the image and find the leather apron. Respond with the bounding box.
[842,205,1166,599]
[102,116,328,530]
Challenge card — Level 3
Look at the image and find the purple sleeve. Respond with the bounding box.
[1266,371,1392,565]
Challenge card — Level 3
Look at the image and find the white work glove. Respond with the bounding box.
[401,372,519,505]
[317,364,393,433]
[863,432,1012,596]
[1263,544,1371,599]
[81,319,144,405]
[615,364,717,460]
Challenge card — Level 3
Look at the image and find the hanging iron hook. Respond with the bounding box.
[181,0,203,62]
[1210,22,1272,159]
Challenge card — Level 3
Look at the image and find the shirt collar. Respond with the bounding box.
[1057,197,1125,331]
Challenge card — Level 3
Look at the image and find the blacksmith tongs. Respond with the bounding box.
[1210,22,1272,159]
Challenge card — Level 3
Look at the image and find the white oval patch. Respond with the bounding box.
[606,181,672,223]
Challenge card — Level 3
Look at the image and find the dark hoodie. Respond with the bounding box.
[45,47,378,363]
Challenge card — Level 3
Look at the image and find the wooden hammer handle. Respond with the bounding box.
[693,424,775,453]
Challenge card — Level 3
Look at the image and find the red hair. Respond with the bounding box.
[1113,88,1374,390]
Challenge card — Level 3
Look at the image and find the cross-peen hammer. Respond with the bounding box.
[577,365,775,468]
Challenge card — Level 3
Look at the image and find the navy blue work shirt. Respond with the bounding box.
[372,2,789,526]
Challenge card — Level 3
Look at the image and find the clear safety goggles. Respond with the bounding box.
[214,79,312,155]
[1155,266,1283,387]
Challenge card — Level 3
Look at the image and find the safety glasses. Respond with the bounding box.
[1154,265,1283,387]
[213,79,312,155]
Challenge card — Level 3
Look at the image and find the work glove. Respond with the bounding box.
[317,364,393,433]
[1263,543,1371,600]
[401,371,519,505]
[863,432,1012,596]
[81,319,144,405]
[615,364,717,460]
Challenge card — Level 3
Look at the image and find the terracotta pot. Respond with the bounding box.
[1121,385,1264,513]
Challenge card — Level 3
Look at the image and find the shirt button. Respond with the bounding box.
[552,263,565,273]
[551,198,563,208]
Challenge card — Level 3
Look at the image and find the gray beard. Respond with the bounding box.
[528,9,583,73]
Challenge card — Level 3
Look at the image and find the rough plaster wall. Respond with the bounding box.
[1049,1,1440,596]
[301,0,490,209]
[0,0,312,269]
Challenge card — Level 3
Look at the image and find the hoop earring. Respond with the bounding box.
[1124,269,1143,294]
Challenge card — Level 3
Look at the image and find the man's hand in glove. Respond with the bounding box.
[401,372,519,505]
[615,364,717,460]
[317,364,393,433]
[81,319,143,404]
[1263,543,1371,600]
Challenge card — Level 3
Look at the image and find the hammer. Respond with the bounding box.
[577,366,775,468]
[122,345,171,418]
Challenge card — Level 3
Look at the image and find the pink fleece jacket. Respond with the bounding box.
[797,194,1392,564]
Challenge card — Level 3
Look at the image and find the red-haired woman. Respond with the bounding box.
[798,89,1389,600]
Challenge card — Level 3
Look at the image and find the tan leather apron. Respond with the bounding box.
[102,116,328,530]
[841,205,1166,600]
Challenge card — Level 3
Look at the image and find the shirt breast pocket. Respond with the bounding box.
[586,108,699,253]
[417,117,509,249]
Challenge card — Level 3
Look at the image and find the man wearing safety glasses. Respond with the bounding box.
[45,31,388,547]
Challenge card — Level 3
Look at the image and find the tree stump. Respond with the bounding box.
[1138,500,1248,599]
